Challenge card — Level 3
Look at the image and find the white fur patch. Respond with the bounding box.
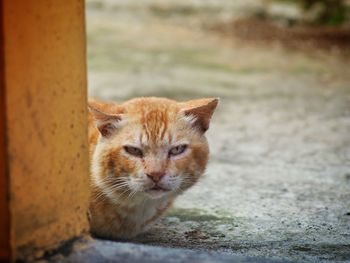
[179,113,197,125]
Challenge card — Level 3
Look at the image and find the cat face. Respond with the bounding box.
[90,97,218,201]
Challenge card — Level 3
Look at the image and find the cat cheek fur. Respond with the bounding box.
[103,148,137,178]
[174,145,209,188]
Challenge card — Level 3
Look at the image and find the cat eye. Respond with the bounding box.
[169,144,188,157]
[123,146,143,158]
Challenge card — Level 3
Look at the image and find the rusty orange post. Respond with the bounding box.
[1,0,90,260]
[0,2,11,260]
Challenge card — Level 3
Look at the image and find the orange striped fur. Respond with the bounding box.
[88,97,218,239]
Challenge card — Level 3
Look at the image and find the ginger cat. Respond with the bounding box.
[88,97,218,239]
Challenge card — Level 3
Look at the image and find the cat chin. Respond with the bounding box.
[145,189,171,200]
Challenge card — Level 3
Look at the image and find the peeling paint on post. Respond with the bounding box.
[2,0,90,260]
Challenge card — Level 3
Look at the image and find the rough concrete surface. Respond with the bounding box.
[57,239,290,263]
[83,1,350,262]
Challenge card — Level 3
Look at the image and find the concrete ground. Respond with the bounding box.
[84,1,350,262]
[57,239,290,263]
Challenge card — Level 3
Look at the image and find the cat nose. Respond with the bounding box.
[146,171,165,183]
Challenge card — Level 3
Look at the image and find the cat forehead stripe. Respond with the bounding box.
[141,109,169,143]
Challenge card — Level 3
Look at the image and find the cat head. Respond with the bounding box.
[89,97,218,201]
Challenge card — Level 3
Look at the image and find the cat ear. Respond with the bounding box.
[88,103,123,138]
[180,98,219,132]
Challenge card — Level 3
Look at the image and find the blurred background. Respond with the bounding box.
[86,0,350,262]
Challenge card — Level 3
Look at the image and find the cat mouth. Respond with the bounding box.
[148,185,170,192]
[145,185,171,199]
[146,185,170,193]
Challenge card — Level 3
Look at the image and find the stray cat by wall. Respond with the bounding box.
[88,97,218,239]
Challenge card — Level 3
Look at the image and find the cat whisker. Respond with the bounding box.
[104,179,128,185]
[92,192,108,202]
[117,188,135,203]
[109,186,129,194]
[127,190,136,200]
[106,182,129,189]
[108,181,130,187]
[104,178,129,185]
[130,179,145,184]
